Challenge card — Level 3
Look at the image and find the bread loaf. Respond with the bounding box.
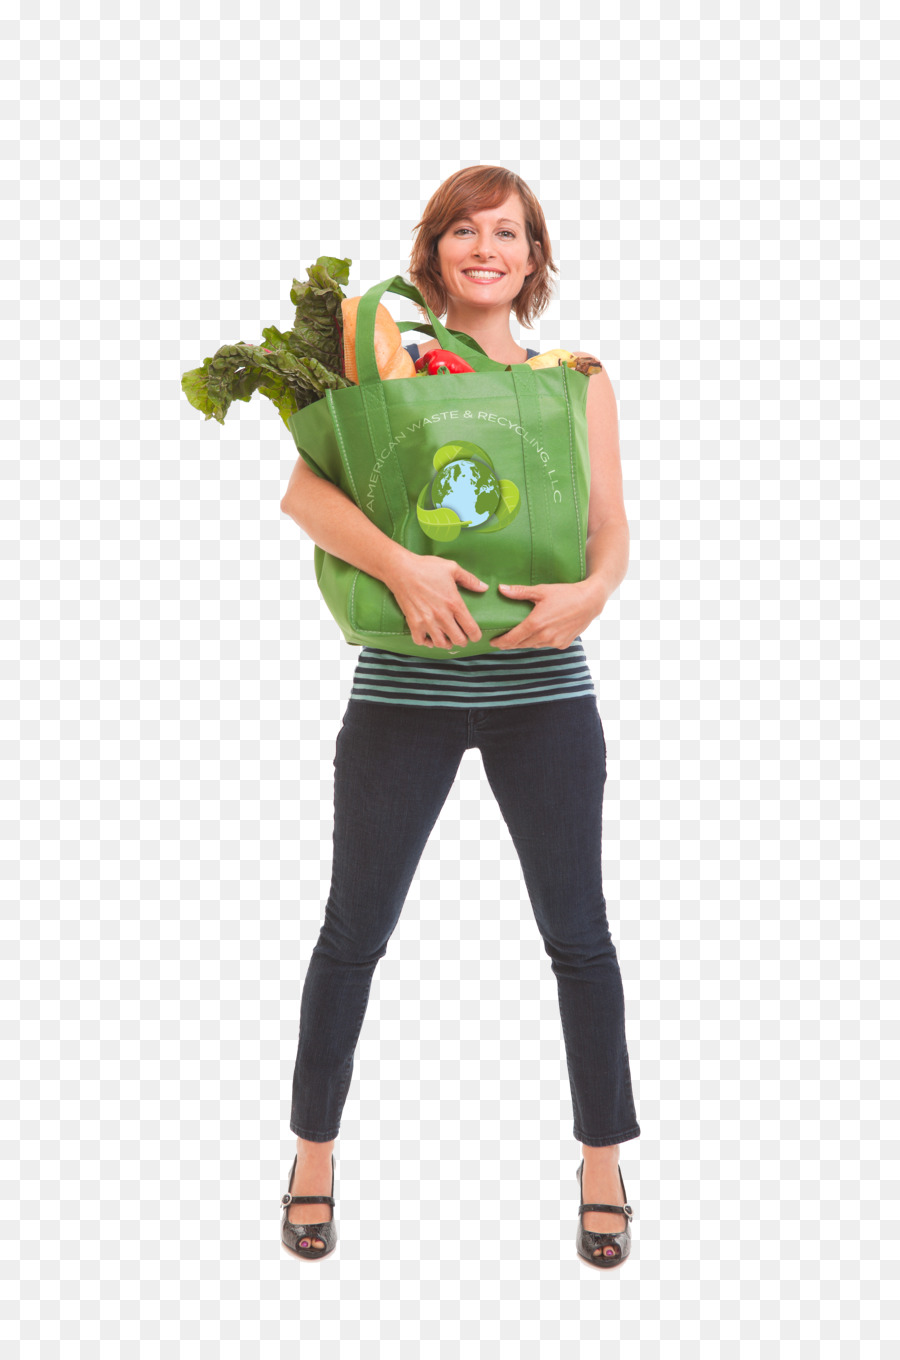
[340,296,416,383]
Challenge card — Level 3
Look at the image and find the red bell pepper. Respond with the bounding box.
[414,348,475,376]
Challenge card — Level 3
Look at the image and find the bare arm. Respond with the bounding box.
[280,456,411,592]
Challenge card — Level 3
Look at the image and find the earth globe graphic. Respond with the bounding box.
[431,459,500,527]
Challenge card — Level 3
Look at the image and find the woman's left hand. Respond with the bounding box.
[489,581,605,650]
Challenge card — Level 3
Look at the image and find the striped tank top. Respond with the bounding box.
[348,341,596,709]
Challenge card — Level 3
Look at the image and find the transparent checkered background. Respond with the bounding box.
[7,5,896,1356]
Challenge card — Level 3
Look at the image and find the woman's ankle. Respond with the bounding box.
[296,1134,335,1159]
[581,1142,620,1162]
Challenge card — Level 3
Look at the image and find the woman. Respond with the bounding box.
[278,166,640,1267]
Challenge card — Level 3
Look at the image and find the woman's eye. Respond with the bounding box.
[454,228,514,238]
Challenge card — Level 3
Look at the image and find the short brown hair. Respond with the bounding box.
[407,166,558,332]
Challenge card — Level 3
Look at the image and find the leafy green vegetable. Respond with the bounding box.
[181,255,354,427]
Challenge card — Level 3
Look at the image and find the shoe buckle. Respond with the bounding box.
[281,1194,292,1207]
[623,1204,633,1218]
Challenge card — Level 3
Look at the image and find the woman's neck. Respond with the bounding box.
[439,308,528,363]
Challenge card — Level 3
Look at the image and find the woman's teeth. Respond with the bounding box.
[464,270,504,281]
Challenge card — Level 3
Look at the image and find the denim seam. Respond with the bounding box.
[575,1123,641,1148]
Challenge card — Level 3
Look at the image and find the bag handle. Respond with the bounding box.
[354,275,514,385]
[508,360,559,587]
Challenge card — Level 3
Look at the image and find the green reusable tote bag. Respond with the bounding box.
[285,274,591,658]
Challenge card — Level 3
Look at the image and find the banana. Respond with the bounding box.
[526,347,574,369]
[525,348,603,376]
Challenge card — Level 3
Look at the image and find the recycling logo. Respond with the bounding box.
[416,441,521,543]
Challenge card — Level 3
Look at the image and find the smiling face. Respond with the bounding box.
[435,192,535,310]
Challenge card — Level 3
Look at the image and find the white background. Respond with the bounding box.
[9,3,895,1355]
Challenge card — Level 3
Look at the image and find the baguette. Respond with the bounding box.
[340,295,416,383]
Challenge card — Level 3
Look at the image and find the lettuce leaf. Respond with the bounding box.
[181,255,353,427]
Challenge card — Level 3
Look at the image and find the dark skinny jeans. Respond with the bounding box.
[290,694,641,1148]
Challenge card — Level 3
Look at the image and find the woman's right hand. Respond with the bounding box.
[385,553,490,650]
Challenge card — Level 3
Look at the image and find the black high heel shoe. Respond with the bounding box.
[575,1158,633,1269]
[280,1152,338,1261]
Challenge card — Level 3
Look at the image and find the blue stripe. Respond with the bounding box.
[347,688,598,709]
[354,658,591,689]
[349,639,596,709]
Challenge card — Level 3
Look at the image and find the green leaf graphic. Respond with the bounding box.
[416,483,463,541]
[432,440,496,474]
[476,479,521,533]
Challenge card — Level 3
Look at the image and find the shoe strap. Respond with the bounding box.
[282,1194,335,1208]
[579,1201,633,1218]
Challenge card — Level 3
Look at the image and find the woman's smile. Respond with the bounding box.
[461,268,506,285]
